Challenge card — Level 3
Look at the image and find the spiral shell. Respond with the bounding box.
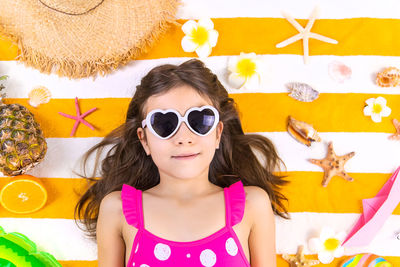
[286,82,319,102]
[376,67,400,87]
[287,116,321,146]
[28,86,51,108]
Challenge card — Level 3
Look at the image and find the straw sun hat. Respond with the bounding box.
[0,0,180,78]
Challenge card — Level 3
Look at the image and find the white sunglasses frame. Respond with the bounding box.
[141,105,220,140]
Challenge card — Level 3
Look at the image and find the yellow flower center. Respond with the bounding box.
[372,103,383,114]
[191,26,209,46]
[323,238,340,251]
[236,58,257,77]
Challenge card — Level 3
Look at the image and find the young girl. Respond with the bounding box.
[75,59,288,267]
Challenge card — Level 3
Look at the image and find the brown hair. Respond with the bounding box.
[75,58,289,239]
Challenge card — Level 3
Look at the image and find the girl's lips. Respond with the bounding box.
[172,153,199,160]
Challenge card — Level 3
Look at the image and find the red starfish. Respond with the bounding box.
[389,118,400,140]
[58,97,98,136]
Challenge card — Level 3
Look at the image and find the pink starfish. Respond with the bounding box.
[58,97,98,136]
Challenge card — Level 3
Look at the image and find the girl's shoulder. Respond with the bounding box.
[242,185,273,223]
[99,191,123,219]
[101,190,122,205]
[97,191,125,236]
[243,185,271,204]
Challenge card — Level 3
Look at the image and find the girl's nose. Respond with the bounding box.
[173,122,194,144]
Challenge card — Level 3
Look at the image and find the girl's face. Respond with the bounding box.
[137,84,223,181]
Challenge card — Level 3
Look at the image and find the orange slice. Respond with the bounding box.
[0,175,47,214]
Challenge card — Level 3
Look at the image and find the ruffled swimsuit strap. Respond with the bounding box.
[224,180,246,228]
[121,184,144,229]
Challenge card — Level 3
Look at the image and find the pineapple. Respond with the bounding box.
[0,75,47,176]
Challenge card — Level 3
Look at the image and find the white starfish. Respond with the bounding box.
[276,6,338,64]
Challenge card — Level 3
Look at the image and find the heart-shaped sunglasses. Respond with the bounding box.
[141,105,220,139]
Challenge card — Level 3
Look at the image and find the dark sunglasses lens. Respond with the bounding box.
[151,112,179,138]
[188,109,216,135]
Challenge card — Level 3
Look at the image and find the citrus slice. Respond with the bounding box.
[0,175,47,214]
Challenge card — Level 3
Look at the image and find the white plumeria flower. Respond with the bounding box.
[308,227,346,264]
[181,18,219,58]
[228,52,262,90]
[363,96,391,123]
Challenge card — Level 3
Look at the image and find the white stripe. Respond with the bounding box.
[178,0,400,19]
[276,213,400,256]
[24,137,111,179]
[4,132,397,179]
[1,55,400,99]
[0,218,97,261]
[261,132,400,174]
[0,213,399,261]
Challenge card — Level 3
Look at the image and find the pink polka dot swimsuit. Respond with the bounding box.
[121,180,251,267]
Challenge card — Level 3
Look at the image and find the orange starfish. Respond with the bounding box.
[282,245,320,267]
[389,118,400,140]
[309,142,355,187]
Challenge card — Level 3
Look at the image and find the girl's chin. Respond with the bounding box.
[161,168,208,181]
[170,173,204,180]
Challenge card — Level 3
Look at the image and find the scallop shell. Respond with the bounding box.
[28,86,51,108]
[376,67,400,87]
[340,254,392,267]
[287,116,321,146]
[286,82,319,102]
[328,61,352,83]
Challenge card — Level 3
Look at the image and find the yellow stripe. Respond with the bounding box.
[5,98,128,138]
[0,36,18,60]
[0,172,398,219]
[0,177,88,219]
[277,255,400,266]
[2,18,400,60]
[58,256,400,266]
[58,261,98,267]
[235,93,400,133]
[282,171,400,213]
[5,93,400,138]
[58,261,97,267]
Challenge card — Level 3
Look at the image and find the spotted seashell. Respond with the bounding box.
[287,116,321,146]
[286,82,319,102]
[28,86,51,108]
[328,61,352,83]
[376,67,400,87]
[340,254,392,267]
